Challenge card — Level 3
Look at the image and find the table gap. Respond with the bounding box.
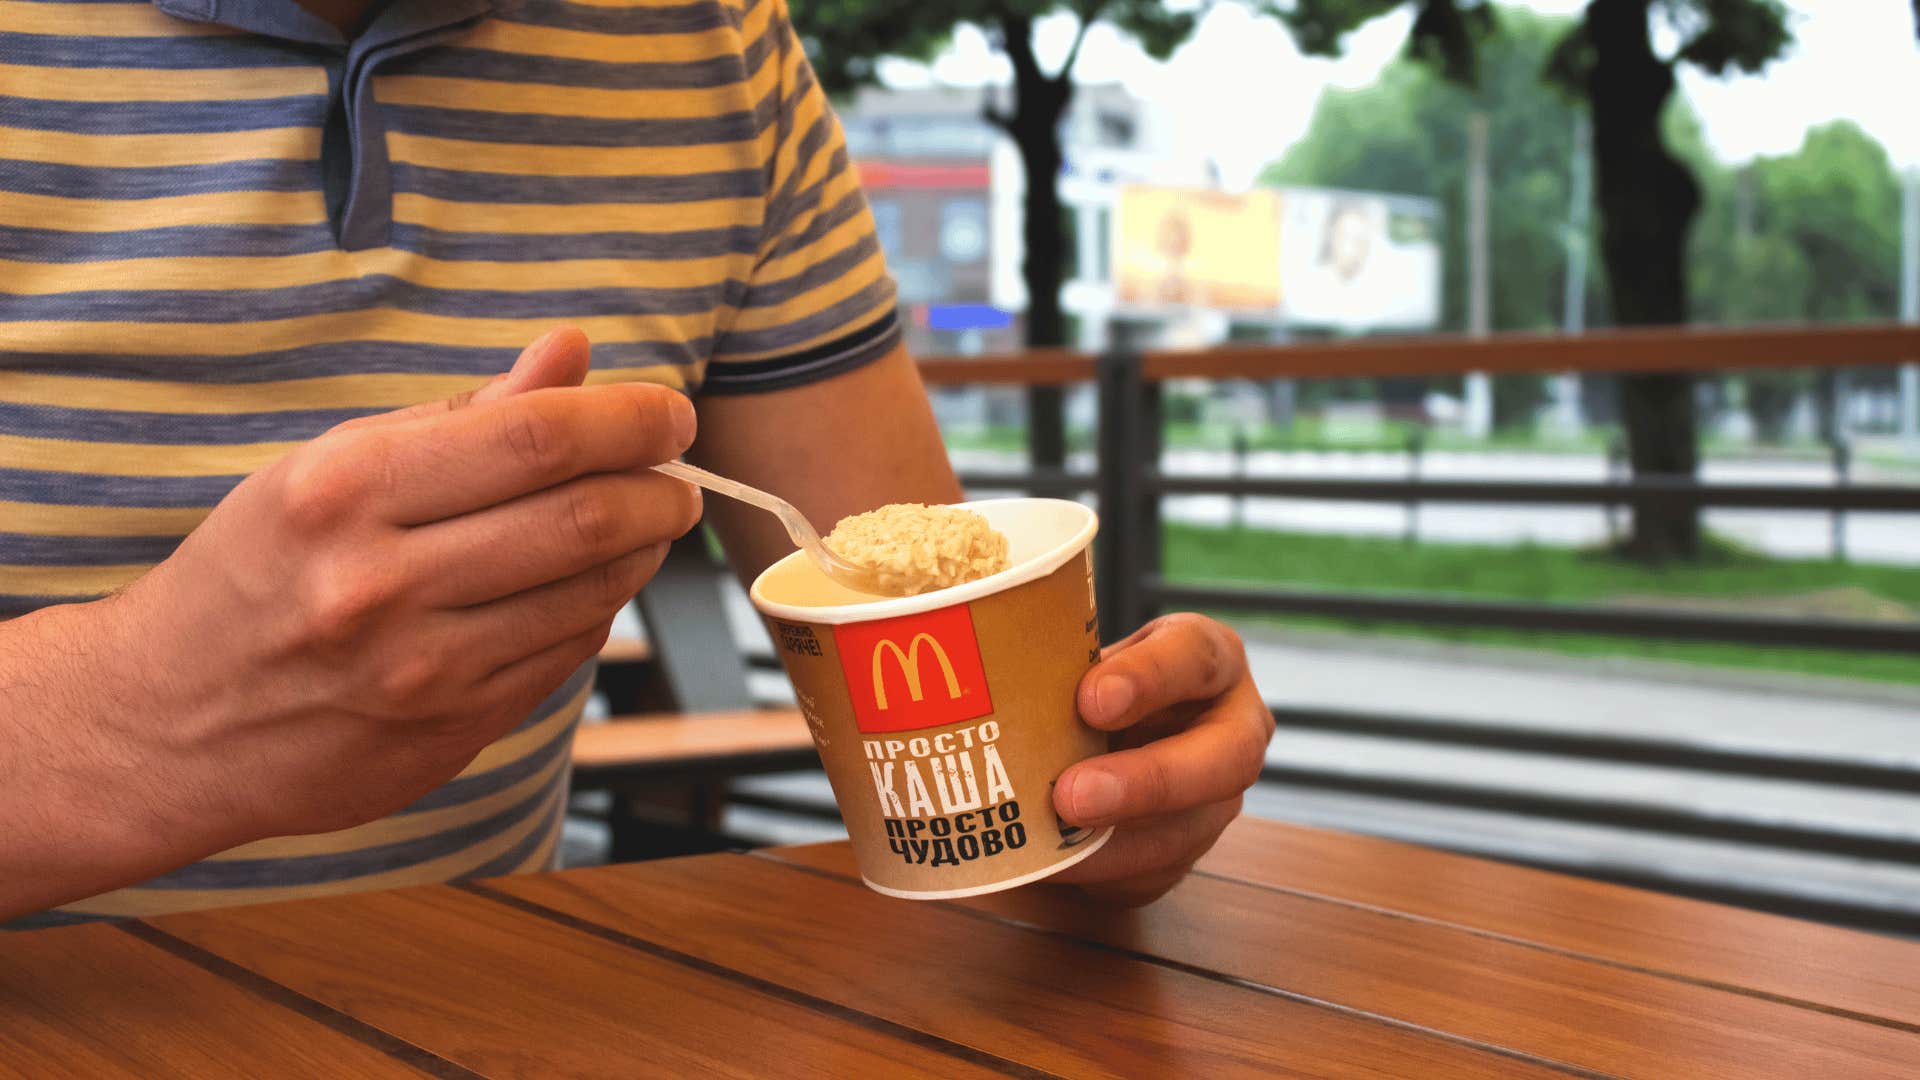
[454,880,1062,1080]
[117,921,482,1080]
[733,852,1618,1080]
[1188,867,1920,1038]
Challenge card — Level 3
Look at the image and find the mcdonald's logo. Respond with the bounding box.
[834,603,993,733]
[871,633,960,710]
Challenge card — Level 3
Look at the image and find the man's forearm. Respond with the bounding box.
[0,597,229,921]
[691,343,963,586]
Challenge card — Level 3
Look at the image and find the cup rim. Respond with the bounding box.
[748,497,1098,626]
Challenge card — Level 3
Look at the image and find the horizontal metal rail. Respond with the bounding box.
[953,469,1096,496]
[1149,474,1920,512]
[1269,706,1920,794]
[919,351,1093,386]
[1140,321,1920,382]
[914,323,1920,385]
[706,763,1920,932]
[727,790,845,823]
[1150,578,1920,653]
[962,470,1920,513]
[1259,763,1920,864]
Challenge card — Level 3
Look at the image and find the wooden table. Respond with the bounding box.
[5,818,1918,1078]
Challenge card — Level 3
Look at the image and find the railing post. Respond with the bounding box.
[1831,434,1851,562]
[1137,375,1164,628]
[1028,386,1066,474]
[1232,428,1250,531]
[1404,427,1425,545]
[1095,346,1148,643]
[1605,434,1627,547]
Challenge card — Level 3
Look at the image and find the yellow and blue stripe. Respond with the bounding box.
[1,0,896,926]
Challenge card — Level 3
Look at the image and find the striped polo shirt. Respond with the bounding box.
[1,0,898,926]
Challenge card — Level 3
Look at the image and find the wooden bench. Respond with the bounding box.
[570,709,819,861]
[596,636,653,665]
[592,635,663,715]
[571,709,816,785]
[566,531,825,861]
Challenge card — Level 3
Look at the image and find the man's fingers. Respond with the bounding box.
[411,471,702,607]
[373,382,697,524]
[1047,797,1241,894]
[1078,613,1246,731]
[338,326,591,432]
[472,620,615,738]
[458,543,671,671]
[1054,681,1270,827]
[499,325,593,395]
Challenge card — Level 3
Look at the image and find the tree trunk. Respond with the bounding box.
[995,15,1074,470]
[1015,120,1068,349]
[1016,118,1068,467]
[1745,372,1797,444]
[1586,0,1702,561]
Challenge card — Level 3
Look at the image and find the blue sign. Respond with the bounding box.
[925,303,1014,332]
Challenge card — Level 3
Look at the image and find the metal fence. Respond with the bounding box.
[921,321,1920,933]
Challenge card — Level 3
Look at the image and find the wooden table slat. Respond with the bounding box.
[0,923,429,1079]
[486,852,1569,1079]
[1202,818,1920,1028]
[12,820,1920,1078]
[146,883,1004,1080]
[760,840,1920,1079]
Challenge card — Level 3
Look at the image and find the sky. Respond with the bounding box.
[876,1,1920,188]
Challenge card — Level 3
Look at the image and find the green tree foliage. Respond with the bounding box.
[1692,121,1904,327]
[1687,119,1904,443]
[1282,0,1796,560]
[1262,6,1596,338]
[798,1,1199,97]
[1262,6,1599,430]
[1275,0,1491,84]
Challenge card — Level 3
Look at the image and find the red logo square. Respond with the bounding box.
[832,603,993,734]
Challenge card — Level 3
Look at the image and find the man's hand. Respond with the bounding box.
[100,328,700,845]
[1048,613,1271,906]
[684,345,1262,906]
[0,326,708,919]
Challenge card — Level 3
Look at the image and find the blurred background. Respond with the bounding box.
[574,1,1920,937]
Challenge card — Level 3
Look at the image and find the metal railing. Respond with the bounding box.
[918,321,1920,933]
[920,322,1920,653]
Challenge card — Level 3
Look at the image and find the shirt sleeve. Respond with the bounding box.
[702,0,901,395]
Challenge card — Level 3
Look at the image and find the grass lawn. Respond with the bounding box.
[1163,524,1920,686]
[941,427,1040,454]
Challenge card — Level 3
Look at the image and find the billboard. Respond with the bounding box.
[1113,186,1282,313]
[1274,186,1441,332]
[1111,183,1441,332]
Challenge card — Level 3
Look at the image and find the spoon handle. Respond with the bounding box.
[652,460,886,593]
[652,460,819,549]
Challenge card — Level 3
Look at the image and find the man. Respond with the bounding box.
[0,0,1271,925]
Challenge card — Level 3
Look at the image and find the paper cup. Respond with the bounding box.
[749,498,1112,899]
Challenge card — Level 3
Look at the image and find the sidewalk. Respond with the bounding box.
[1232,623,1920,928]
[1238,624,1920,763]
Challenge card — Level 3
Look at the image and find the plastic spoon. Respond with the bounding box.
[652,460,889,595]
